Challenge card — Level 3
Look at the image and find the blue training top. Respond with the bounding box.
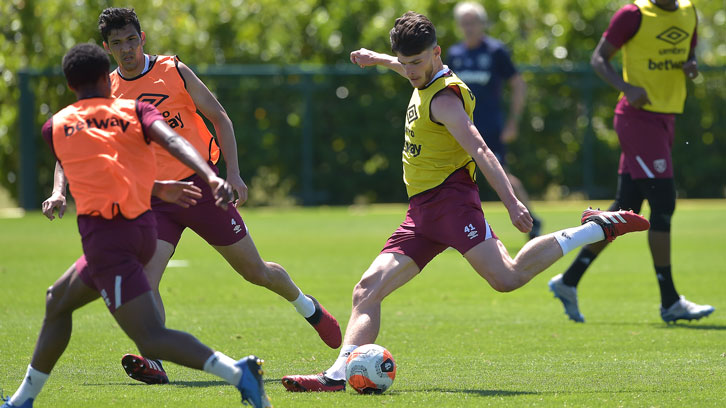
[446,36,517,158]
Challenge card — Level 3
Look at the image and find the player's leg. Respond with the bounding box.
[549,173,645,322]
[637,177,714,322]
[116,239,175,384]
[3,262,99,408]
[282,252,421,392]
[141,239,176,323]
[111,291,269,407]
[467,208,649,292]
[214,234,341,349]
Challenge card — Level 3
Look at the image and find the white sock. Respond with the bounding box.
[553,222,606,255]
[203,351,242,386]
[9,365,49,406]
[291,290,315,318]
[325,344,358,381]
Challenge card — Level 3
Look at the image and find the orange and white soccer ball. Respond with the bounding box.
[345,344,396,394]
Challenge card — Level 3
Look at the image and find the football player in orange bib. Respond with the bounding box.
[2,43,269,408]
[40,7,340,386]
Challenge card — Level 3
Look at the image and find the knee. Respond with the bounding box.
[352,276,380,308]
[44,285,67,319]
[487,270,526,293]
[649,199,675,232]
[489,278,519,293]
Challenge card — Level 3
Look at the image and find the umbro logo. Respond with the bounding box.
[406,104,419,124]
[655,26,689,45]
[137,93,169,107]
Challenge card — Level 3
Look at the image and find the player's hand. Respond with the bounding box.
[623,84,651,109]
[507,200,533,233]
[41,193,66,221]
[350,48,381,68]
[152,180,202,208]
[501,119,518,144]
[208,176,235,209]
[682,59,699,80]
[225,172,248,207]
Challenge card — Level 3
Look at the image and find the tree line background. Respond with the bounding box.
[1,0,725,207]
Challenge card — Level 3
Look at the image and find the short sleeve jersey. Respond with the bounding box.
[43,98,163,219]
[446,36,517,149]
[110,55,220,181]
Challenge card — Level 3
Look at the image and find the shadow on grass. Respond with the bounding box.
[394,388,536,397]
[81,379,279,388]
[584,321,726,331]
[656,323,726,331]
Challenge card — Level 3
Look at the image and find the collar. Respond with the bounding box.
[424,65,450,87]
[118,54,150,79]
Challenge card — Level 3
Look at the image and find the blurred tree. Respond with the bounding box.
[1,0,724,206]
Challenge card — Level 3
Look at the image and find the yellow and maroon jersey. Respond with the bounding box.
[110,55,220,180]
[620,0,697,114]
[402,70,477,198]
[46,98,158,219]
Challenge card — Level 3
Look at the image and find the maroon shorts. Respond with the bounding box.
[151,166,247,247]
[381,169,497,270]
[614,104,675,180]
[76,212,156,313]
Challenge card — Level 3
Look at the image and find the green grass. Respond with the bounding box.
[1,200,724,407]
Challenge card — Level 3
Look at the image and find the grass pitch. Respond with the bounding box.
[1,200,724,407]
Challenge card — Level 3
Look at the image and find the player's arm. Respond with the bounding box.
[152,180,203,208]
[41,161,68,220]
[148,120,233,208]
[177,61,248,207]
[682,26,699,80]
[350,48,407,78]
[591,37,650,108]
[501,73,526,144]
[430,89,532,233]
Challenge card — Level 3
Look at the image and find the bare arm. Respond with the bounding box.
[591,37,651,108]
[350,48,407,78]
[148,120,233,208]
[501,73,527,144]
[41,161,67,220]
[431,89,532,233]
[178,61,248,207]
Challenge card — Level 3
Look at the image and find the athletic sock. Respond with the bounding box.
[324,344,358,381]
[655,265,680,308]
[553,222,605,256]
[203,351,242,386]
[562,248,599,287]
[9,365,49,406]
[291,290,316,318]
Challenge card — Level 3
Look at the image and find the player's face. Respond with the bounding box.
[397,46,441,89]
[457,12,485,42]
[104,24,146,75]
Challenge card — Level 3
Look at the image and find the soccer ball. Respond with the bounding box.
[345,344,396,394]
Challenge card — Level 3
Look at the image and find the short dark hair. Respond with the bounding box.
[62,43,110,89]
[98,7,141,42]
[389,11,437,56]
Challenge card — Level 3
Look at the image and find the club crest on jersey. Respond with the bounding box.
[653,159,667,173]
[406,104,419,124]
